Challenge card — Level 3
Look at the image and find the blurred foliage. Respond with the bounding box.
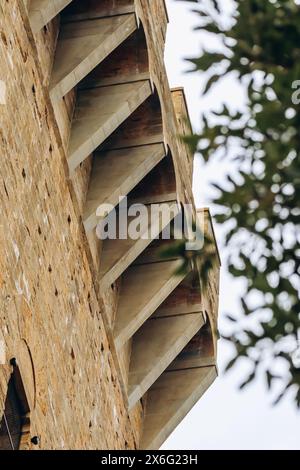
[160,233,217,282]
[184,0,300,406]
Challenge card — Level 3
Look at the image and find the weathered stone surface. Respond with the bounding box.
[0,0,141,450]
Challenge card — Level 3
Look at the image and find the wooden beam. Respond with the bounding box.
[50,14,137,100]
[140,304,217,450]
[101,94,164,151]
[171,88,193,183]
[29,0,73,33]
[83,143,166,232]
[114,259,188,349]
[68,80,152,172]
[167,320,216,371]
[128,312,205,409]
[79,26,149,90]
[99,201,180,290]
[140,365,217,450]
[128,155,177,205]
[152,277,203,318]
[196,209,221,355]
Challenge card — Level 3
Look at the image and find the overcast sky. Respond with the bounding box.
[162,0,300,450]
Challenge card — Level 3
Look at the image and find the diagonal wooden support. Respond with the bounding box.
[50,14,137,101]
[29,0,73,33]
[140,365,217,450]
[99,201,180,291]
[128,312,205,409]
[101,95,165,151]
[140,314,217,450]
[114,259,188,350]
[83,143,166,233]
[68,80,152,173]
[77,25,149,90]
[128,277,205,408]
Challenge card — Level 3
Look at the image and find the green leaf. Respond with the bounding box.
[203,74,221,94]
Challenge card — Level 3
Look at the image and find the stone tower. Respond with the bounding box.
[0,0,220,450]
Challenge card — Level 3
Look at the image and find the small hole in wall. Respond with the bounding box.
[32,85,35,95]
[37,226,42,235]
[1,32,7,47]
[70,348,75,360]
[100,343,104,352]
[43,25,48,34]
[89,421,92,429]
[0,361,31,450]
[3,181,9,198]
[48,265,52,273]
[67,215,71,225]
[45,182,50,198]
[49,145,52,154]
[54,288,58,297]
[22,168,26,180]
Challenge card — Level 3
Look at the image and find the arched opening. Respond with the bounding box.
[0,360,30,450]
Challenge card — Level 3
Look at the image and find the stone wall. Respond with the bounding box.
[0,0,142,450]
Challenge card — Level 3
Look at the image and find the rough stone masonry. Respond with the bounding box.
[0,0,220,450]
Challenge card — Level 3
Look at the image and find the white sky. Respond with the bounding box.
[162,0,300,450]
